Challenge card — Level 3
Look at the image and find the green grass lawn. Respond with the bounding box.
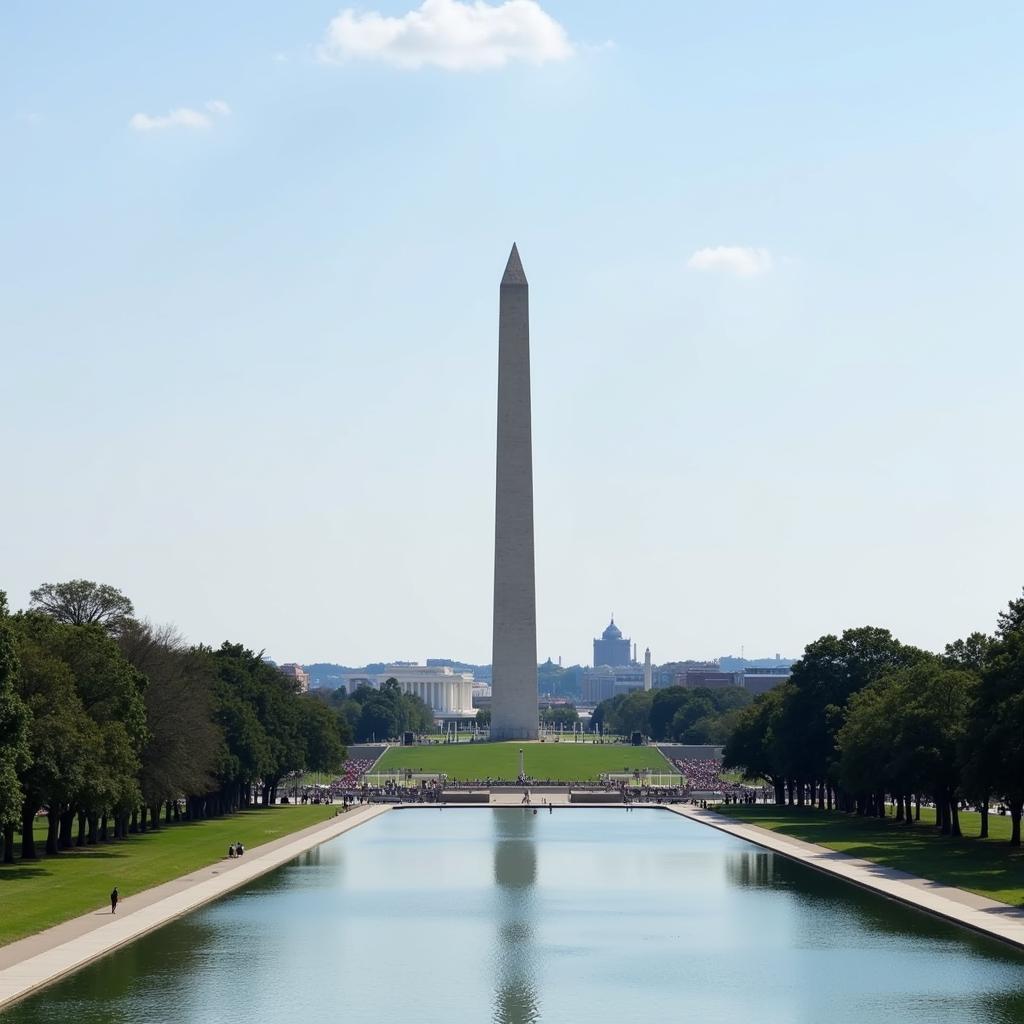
[0,805,332,947]
[371,741,676,782]
[717,805,1024,905]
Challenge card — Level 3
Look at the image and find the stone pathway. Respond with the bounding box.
[0,803,390,1010]
[667,804,1024,950]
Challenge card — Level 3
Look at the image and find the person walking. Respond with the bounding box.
[110,887,119,914]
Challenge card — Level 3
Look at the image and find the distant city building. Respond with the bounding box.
[341,664,476,721]
[655,661,717,690]
[718,654,795,673]
[593,616,632,668]
[278,663,310,693]
[580,665,645,703]
[678,669,742,690]
[742,666,793,695]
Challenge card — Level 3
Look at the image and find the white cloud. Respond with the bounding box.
[318,0,574,71]
[129,100,231,132]
[686,246,773,277]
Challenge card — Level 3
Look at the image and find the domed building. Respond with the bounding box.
[593,616,632,669]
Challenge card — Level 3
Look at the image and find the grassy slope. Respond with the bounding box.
[372,741,677,782]
[717,805,1024,905]
[0,805,332,946]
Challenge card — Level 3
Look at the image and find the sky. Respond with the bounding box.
[2,1,1023,668]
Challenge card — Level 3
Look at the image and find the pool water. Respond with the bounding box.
[7,808,1024,1024]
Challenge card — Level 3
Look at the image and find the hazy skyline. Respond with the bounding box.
[3,2,1022,667]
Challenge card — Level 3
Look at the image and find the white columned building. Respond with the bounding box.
[340,664,477,722]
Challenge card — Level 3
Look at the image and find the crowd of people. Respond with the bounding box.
[280,756,768,807]
[673,759,767,803]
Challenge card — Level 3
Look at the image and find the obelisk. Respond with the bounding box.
[490,243,539,741]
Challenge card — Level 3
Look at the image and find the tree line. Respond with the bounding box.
[592,685,752,742]
[723,590,1024,845]
[317,679,433,742]
[0,580,352,864]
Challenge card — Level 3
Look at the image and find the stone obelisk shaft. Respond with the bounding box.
[490,244,538,741]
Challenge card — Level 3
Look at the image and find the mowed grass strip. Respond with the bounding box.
[0,805,333,947]
[371,741,677,782]
[717,805,1024,905]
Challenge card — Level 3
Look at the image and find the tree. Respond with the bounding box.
[0,594,30,861]
[298,697,347,775]
[722,688,786,804]
[119,621,221,828]
[29,580,134,634]
[839,660,975,831]
[649,688,689,741]
[11,614,96,857]
[776,627,926,809]
[608,690,655,736]
[973,591,1024,845]
[541,705,578,729]
[357,694,400,742]
[211,644,305,808]
[670,691,715,742]
[43,618,146,846]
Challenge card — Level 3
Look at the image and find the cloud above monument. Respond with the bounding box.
[129,99,231,132]
[318,0,574,71]
[686,246,774,277]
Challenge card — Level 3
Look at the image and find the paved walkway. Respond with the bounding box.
[667,804,1024,950]
[0,803,391,1011]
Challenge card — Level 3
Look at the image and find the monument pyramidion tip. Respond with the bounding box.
[501,243,528,287]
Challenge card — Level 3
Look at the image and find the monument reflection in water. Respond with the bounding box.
[492,809,540,1024]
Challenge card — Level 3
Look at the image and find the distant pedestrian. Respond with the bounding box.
[110,887,119,914]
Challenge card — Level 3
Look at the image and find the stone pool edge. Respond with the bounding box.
[0,803,392,1012]
[667,804,1024,952]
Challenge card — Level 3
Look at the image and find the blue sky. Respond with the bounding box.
[2,2,1022,667]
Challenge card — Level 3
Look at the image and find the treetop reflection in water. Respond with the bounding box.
[6,809,1024,1024]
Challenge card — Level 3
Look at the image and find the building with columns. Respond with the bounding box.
[340,664,476,722]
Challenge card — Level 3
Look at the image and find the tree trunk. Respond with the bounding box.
[76,810,87,847]
[3,823,15,864]
[88,813,99,845]
[915,794,921,821]
[100,813,109,842]
[980,798,989,839]
[1010,800,1022,848]
[950,800,962,838]
[46,808,60,855]
[20,801,38,860]
[59,808,75,850]
[895,794,904,822]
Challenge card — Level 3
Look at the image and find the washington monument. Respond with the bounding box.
[490,244,539,741]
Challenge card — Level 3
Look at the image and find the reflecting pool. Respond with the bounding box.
[7,809,1024,1024]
